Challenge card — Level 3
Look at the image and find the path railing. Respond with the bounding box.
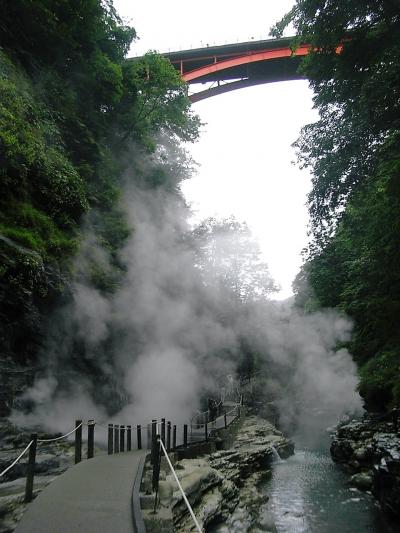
[0,370,260,526]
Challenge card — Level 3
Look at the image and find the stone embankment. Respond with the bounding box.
[330,413,400,517]
[143,415,293,533]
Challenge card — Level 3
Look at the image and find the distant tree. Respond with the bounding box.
[193,217,278,304]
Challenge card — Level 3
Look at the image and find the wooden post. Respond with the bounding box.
[237,405,241,418]
[24,433,37,503]
[75,420,82,464]
[224,412,227,429]
[151,420,157,465]
[120,425,125,452]
[108,424,113,455]
[87,420,95,459]
[114,424,120,453]
[161,418,166,444]
[183,424,188,448]
[205,421,208,442]
[172,425,177,451]
[152,435,161,493]
[127,425,132,451]
[137,425,142,450]
[392,408,399,433]
[167,421,171,452]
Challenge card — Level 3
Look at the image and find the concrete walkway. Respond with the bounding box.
[16,450,147,533]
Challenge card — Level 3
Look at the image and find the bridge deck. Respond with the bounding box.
[15,450,146,533]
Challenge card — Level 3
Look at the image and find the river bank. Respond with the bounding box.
[145,414,294,532]
[330,412,400,518]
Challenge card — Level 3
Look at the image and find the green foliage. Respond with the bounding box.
[274,0,400,246]
[282,1,400,410]
[115,53,201,149]
[359,350,400,410]
[0,202,78,257]
[0,0,201,368]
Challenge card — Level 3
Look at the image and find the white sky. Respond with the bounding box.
[114,0,318,299]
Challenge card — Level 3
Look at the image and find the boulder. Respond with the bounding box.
[350,472,373,490]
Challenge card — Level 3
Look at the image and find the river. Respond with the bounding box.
[260,430,396,533]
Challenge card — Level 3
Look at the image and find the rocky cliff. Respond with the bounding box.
[330,413,400,517]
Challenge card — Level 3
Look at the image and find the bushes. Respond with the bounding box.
[359,350,400,411]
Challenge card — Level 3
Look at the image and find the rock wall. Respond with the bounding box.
[330,414,400,517]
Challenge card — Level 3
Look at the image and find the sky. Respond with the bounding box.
[113,0,318,299]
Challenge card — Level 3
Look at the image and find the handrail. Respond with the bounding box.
[158,437,203,533]
[0,440,34,477]
[190,398,223,426]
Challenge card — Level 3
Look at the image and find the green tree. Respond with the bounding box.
[0,0,201,372]
[272,0,400,246]
[276,1,400,409]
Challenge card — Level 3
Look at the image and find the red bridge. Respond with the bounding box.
[162,36,309,102]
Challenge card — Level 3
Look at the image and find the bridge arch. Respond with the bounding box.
[163,37,310,102]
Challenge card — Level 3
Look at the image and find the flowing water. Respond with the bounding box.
[260,431,395,533]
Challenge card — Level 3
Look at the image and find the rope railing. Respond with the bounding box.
[0,372,255,516]
[37,422,83,443]
[157,437,203,533]
[0,420,87,503]
[0,440,34,478]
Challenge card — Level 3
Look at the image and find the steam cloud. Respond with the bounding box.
[11,153,362,437]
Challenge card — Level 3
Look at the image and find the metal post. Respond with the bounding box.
[87,420,95,459]
[173,425,177,451]
[183,424,188,448]
[151,420,157,465]
[120,425,125,452]
[224,412,227,429]
[137,425,142,450]
[127,425,132,451]
[108,424,113,455]
[24,433,37,503]
[205,421,208,442]
[161,418,166,444]
[114,424,120,453]
[75,420,82,464]
[167,422,171,452]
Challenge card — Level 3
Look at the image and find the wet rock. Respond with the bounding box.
[173,415,293,532]
[331,413,400,517]
[350,472,373,490]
